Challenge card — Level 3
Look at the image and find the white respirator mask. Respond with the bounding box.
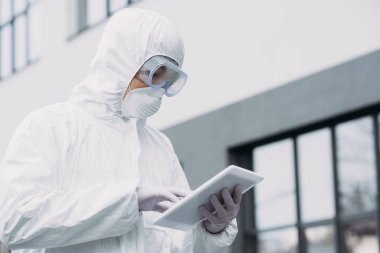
[121,87,165,119]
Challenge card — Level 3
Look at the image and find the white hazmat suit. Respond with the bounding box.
[0,8,238,253]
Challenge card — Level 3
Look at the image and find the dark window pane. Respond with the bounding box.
[0,0,12,25]
[298,129,335,222]
[1,24,12,78]
[87,0,107,26]
[110,0,127,13]
[336,117,377,216]
[258,227,298,253]
[305,225,336,253]
[344,220,379,253]
[254,139,296,230]
[15,15,27,69]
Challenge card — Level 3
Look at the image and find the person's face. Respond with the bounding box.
[123,76,148,99]
[123,66,168,99]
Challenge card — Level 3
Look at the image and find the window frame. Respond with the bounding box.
[67,0,136,41]
[0,0,39,81]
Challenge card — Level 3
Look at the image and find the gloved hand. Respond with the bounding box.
[198,185,242,234]
[137,186,189,213]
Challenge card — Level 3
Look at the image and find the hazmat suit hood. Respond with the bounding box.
[68,8,185,128]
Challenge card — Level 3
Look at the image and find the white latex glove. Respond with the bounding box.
[198,185,242,234]
[137,186,189,213]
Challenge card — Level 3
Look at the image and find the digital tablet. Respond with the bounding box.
[153,165,264,231]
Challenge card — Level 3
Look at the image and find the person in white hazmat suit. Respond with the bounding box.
[0,8,242,253]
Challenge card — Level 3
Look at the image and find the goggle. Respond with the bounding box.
[136,55,187,97]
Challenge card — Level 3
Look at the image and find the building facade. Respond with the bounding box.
[163,50,380,253]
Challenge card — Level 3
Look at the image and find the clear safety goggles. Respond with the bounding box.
[136,55,187,97]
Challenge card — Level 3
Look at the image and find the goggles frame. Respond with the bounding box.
[136,55,187,97]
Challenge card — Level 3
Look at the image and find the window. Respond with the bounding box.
[87,0,107,26]
[257,227,298,253]
[68,0,139,38]
[298,129,335,223]
[336,117,377,216]
[344,220,378,253]
[0,0,41,80]
[242,109,380,252]
[254,139,296,230]
[305,225,335,253]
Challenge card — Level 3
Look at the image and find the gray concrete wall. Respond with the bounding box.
[163,49,380,252]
